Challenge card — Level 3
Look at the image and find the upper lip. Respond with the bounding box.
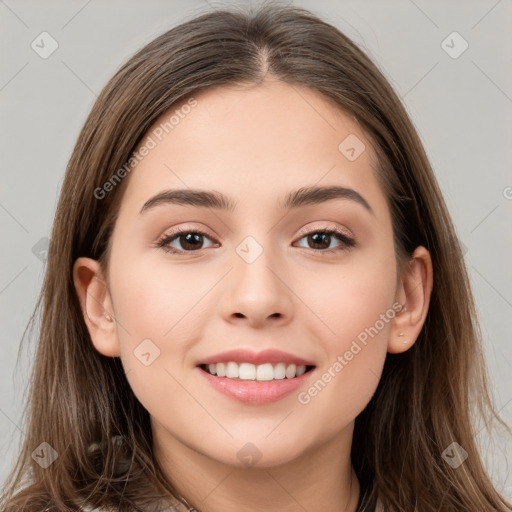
[197,348,315,367]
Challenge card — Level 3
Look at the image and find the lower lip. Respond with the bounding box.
[196,366,315,405]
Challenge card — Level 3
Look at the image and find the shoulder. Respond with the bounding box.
[79,499,190,512]
[78,505,183,512]
[374,497,384,511]
[80,502,189,512]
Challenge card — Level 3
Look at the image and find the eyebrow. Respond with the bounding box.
[139,185,374,216]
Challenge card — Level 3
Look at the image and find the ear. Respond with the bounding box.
[73,257,120,357]
[388,246,433,354]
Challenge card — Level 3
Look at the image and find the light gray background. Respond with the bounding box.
[1,0,511,500]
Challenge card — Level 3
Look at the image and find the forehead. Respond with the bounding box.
[117,79,388,217]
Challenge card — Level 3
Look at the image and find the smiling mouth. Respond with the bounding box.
[199,362,316,381]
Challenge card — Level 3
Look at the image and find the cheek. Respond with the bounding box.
[298,246,397,351]
[110,252,205,345]
[108,253,215,397]
[293,247,396,421]
[108,259,202,428]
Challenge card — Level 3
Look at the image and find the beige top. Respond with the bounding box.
[82,494,385,511]
[80,496,192,511]
[82,500,384,512]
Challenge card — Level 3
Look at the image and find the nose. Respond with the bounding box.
[220,243,294,329]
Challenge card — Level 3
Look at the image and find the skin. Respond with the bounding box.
[74,78,433,512]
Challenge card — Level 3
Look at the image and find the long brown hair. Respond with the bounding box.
[2,3,511,511]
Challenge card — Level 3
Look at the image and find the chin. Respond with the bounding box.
[200,435,309,469]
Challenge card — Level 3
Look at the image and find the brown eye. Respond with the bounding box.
[295,229,355,254]
[175,232,205,251]
[157,230,216,254]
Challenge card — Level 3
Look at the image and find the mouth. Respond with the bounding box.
[196,348,316,404]
[198,362,316,381]
[196,358,317,404]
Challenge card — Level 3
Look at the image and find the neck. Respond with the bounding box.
[153,420,360,512]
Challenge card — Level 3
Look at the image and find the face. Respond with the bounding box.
[80,79,415,471]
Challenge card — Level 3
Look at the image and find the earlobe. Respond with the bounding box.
[72,257,120,357]
[388,246,433,354]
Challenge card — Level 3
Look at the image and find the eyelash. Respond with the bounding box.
[156,227,356,256]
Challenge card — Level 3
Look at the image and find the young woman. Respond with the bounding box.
[2,3,511,511]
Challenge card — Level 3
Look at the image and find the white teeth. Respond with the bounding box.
[226,362,239,378]
[204,362,309,380]
[256,363,274,381]
[216,362,226,377]
[274,362,286,379]
[285,363,296,379]
[239,362,256,380]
